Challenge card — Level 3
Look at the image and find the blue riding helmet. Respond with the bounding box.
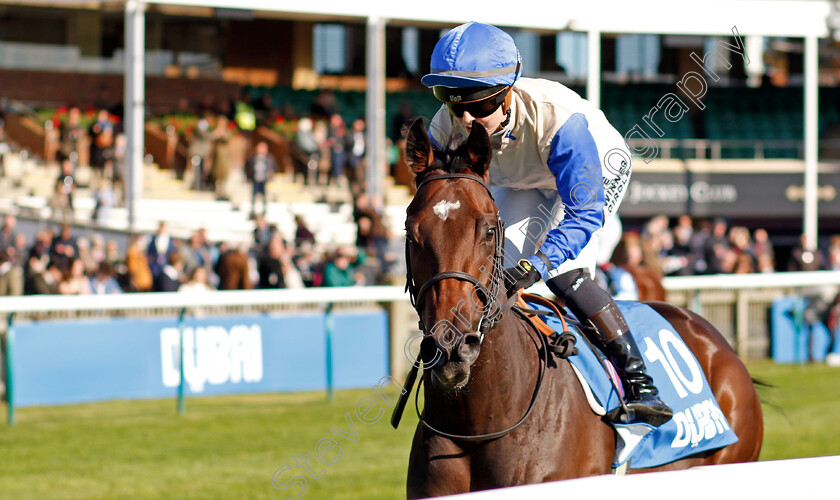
[421,22,522,90]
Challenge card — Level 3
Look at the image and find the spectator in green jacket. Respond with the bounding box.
[323,246,366,287]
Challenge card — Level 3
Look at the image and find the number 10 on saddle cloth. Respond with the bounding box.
[532,300,739,469]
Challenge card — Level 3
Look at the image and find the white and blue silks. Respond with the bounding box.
[428,78,632,279]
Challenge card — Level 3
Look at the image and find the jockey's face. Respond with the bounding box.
[453,102,507,135]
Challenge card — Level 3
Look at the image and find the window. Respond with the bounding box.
[616,34,660,76]
[314,24,346,74]
[402,27,419,74]
[510,30,538,76]
[556,32,588,79]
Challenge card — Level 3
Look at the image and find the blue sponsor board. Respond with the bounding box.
[12,311,388,407]
[771,296,838,363]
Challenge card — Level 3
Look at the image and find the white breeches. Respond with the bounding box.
[491,186,603,279]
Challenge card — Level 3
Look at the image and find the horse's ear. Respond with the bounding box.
[466,124,492,179]
[404,118,433,174]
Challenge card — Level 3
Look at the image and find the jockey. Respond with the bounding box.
[422,22,672,426]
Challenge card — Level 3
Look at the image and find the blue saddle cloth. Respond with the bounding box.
[529,300,739,469]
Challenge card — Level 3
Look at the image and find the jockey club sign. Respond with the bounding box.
[627,180,737,206]
[620,171,840,218]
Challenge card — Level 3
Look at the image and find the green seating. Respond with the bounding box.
[240,83,840,160]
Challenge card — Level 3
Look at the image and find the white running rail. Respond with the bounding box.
[664,270,840,290]
[433,455,840,500]
[0,285,409,314]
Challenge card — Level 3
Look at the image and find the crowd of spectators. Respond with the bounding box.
[183,88,415,199]
[43,89,381,222]
[6,91,840,299]
[3,209,840,299]
[33,87,426,243]
[48,105,124,224]
[0,88,423,297]
[611,215,840,277]
[170,90,362,196]
[0,205,404,297]
[286,113,369,189]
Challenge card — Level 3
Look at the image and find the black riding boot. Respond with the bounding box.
[590,302,674,427]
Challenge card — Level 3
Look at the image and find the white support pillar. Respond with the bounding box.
[804,35,819,250]
[366,16,386,206]
[125,0,145,231]
[587,28,601,107]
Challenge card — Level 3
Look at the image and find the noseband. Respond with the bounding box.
[404,173,506,341]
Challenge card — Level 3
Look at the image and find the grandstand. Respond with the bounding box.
[0,1,836,356]
[0,147,412,250]
[1,3,840,500]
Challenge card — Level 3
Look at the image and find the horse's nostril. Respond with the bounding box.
[458,333,482,364]
[464,334,481,347]
[420,336,446,368]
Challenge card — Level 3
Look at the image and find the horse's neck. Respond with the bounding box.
[424,313,538,430]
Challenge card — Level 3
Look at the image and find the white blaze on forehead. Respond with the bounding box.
[433,200,461,221]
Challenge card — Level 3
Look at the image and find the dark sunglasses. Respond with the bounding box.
[447,98,503,118]
[437,85,510,118]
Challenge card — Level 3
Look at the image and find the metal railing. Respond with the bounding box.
[663,271,840,360]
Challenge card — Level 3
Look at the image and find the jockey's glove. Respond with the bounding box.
[503,259,541,294]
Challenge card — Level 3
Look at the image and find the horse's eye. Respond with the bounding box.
[485,227,496,242]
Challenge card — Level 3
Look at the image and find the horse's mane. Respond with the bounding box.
[429,133,480,182]
[406,119,487,187]
[430,144,473,174]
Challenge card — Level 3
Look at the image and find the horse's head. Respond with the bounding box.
[404,118,504,390]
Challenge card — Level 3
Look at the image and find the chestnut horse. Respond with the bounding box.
[623,264,666,301]
[608,234,666,301]
[402,119,763,498]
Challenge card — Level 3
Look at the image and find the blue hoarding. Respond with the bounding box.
[11,311,388,407]
[771,296,838,363]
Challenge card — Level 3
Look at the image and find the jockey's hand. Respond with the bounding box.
[503,259,541,294]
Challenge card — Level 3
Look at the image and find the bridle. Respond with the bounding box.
[402,171,550,442]
[404,173,507,342]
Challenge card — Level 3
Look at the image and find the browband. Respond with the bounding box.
[415,173,494,201]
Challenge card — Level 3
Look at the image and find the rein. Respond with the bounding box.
[414,307,549,442]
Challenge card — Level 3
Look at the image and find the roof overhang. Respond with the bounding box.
[139,0,831,38]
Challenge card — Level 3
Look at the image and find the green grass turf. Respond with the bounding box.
[0,362,837,499]
[0,389,419,500]
[747,361,840,461]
